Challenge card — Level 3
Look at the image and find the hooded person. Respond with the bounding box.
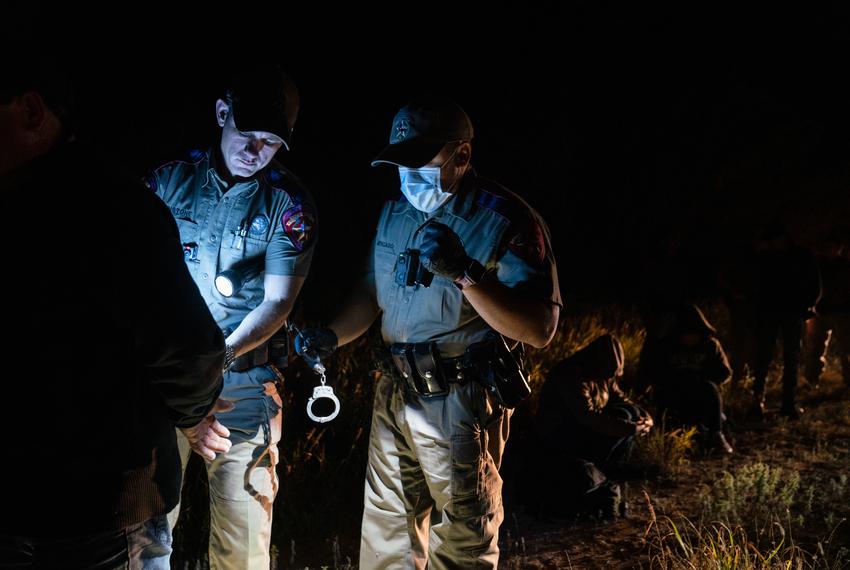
[537,334,653,466]
[639,304,734,453]
[525,335,653,519]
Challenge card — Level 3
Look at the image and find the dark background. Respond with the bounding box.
[15,2,850,565]
[58,4,850,320]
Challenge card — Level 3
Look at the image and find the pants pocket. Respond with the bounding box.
[450,433,484,517]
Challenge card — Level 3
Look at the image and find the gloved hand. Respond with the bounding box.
[294,327,338,368]
[419,221,471,281]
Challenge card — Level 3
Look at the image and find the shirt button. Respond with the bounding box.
[403,298,409,304]
[202,273,209,280]
[210,235,217,242]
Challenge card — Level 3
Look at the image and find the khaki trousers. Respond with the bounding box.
[360,373,511,570]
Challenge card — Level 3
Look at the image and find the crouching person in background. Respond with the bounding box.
[640,304,734,454]
[531,334,653,519]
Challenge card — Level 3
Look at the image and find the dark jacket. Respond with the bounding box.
[538,334,636,439]
[0,142,224,536]
[640,305,732,393]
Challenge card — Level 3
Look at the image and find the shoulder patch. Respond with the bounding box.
[281,205,316,251]
[508,219,547,266]
[476,180,549,267]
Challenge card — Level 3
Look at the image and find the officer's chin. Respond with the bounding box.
[230,160,260,178]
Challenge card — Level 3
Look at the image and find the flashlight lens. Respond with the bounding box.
[215,275,234,297]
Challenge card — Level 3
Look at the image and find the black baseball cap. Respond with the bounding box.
[371,94,474,168]
[226,65,299,150]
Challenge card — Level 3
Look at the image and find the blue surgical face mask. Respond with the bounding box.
[398,149,459,213]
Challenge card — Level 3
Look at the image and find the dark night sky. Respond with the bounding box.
[55,4,850,318]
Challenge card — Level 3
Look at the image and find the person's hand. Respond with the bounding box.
[180,398,234,460]
[419,222,471,281]
[634,416,654,436]
[294,327,338,368]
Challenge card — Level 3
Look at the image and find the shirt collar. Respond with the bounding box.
[205,148,261,197]
[445,168,478,221]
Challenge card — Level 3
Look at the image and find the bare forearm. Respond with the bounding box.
[461,278,559,348]
[328,283,381,346]
[226,298,294,356]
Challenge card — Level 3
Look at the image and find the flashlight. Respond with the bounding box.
[215,259,262,297]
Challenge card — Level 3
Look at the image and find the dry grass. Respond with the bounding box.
[644,514,848,569]
[635,418,699,477]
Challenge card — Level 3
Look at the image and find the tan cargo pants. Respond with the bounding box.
[359,372,511,570]
[168,374,282,570]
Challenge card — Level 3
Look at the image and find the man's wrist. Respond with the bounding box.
[453,259,487,290]
[223,344,236,372]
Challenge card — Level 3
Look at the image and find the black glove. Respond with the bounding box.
[419,222,471,281]
[294,327,338,368]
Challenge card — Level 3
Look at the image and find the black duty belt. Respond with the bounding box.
[225,328,289,373]
[230,340,271,372]
[384,337,531,409]
[388,341,486,398]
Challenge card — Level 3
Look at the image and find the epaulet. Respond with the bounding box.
[474,179,524,222]
[144,149,207,192]
[264,165,289,189]
[263,163,310,203]
[151,149,207,173]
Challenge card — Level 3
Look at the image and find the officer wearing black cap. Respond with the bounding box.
[296,95,561,569]
[146,65,316,569]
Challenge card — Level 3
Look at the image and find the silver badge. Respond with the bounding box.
[394,118,410,142]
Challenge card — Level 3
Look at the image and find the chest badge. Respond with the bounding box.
[249,214,270,236]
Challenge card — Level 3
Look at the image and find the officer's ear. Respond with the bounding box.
[454,142,472,168]
[215,99,230,128]
[17,91,49,132]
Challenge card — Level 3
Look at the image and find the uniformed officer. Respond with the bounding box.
[296,95,561,569]
[147,65,317,569]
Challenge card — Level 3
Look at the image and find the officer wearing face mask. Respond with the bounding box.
[296,95,561,569]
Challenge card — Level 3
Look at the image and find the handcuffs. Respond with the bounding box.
[305,359,340,423]
[289,323,341,423]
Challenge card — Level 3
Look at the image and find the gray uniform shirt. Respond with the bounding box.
[365,170,561,358]
[147,150,316,432]
[148,149,317,332]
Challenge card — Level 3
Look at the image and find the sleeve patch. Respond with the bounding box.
[281,205,315,251]
[508,221,546,266]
